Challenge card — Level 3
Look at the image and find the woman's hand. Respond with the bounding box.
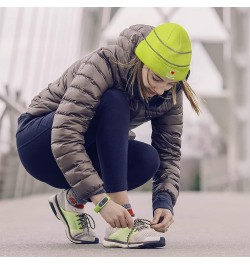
[90,193,134,229]
[150,208,174,233]
[99,200,134,229]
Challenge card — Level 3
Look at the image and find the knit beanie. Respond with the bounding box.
[135,22,192,81]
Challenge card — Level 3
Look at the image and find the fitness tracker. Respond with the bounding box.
[94,195,111,213]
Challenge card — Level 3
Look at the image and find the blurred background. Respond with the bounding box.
[0,7,250,200]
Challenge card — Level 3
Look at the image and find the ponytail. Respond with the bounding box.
[181,79,202,115]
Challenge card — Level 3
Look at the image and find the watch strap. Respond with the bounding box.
[94,195,111,213]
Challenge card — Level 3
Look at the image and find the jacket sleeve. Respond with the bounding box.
[151,90,183,211]
[51,49,114,200]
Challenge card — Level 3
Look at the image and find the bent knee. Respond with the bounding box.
[136,143,160,171]
[101,88,128,107]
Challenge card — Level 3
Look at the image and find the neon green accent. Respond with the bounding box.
[94,195,111,213]
[108,228,138,242]
[60,207,83,231]
[135,22,192,81]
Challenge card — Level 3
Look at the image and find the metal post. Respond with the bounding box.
[229,7,250,190]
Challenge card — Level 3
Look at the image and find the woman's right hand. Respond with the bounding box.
[99,200,134,229]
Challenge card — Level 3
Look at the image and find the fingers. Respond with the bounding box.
[116,209,134,228]
[151,210,162,225]
[108,210,134,229]
[109,220,116,228]
[150,209,174,232]
[153,219,174,233]
[111,216,127,228]
[114,218,121,228]
[156,228,167,233]
[151,217,168,229]
[119,212,129,228]
[124,211,134,229]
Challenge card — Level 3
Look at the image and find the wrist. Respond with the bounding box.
[153,193,174,215]
[90,193,107,205]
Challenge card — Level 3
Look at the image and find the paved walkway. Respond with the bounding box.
[0,191,250,257]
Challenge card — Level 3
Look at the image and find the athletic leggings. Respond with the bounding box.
[16,88,160,197]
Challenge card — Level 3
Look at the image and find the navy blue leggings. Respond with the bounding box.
[16,89,160,195]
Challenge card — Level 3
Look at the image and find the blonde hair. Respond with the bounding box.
[181,79,202,115]
[110,55,201,115]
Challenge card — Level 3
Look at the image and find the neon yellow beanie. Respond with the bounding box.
[135,22,192,81]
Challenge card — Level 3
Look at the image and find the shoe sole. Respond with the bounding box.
[102,237,165,249]
[48,194,99,244]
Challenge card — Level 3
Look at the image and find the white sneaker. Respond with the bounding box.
[102,218,165,248]
[48,190,99,244]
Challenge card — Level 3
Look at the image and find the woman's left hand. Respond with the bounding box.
[150,208,174,233]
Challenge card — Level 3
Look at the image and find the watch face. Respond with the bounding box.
[99,197,108,207]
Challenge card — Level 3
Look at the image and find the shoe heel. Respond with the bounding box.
[48,196,60,220]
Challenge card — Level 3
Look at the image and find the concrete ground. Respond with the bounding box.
[0,191,250,257]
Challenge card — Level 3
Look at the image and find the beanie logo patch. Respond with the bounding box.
[166,68,178,79]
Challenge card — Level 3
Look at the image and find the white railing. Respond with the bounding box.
[0,7,115,199]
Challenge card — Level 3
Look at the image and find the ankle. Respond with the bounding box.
[122,203,135,217]
[66,190,85,209]
[107,192,135,217]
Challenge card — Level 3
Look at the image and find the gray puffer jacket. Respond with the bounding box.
[26,24,183,213]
